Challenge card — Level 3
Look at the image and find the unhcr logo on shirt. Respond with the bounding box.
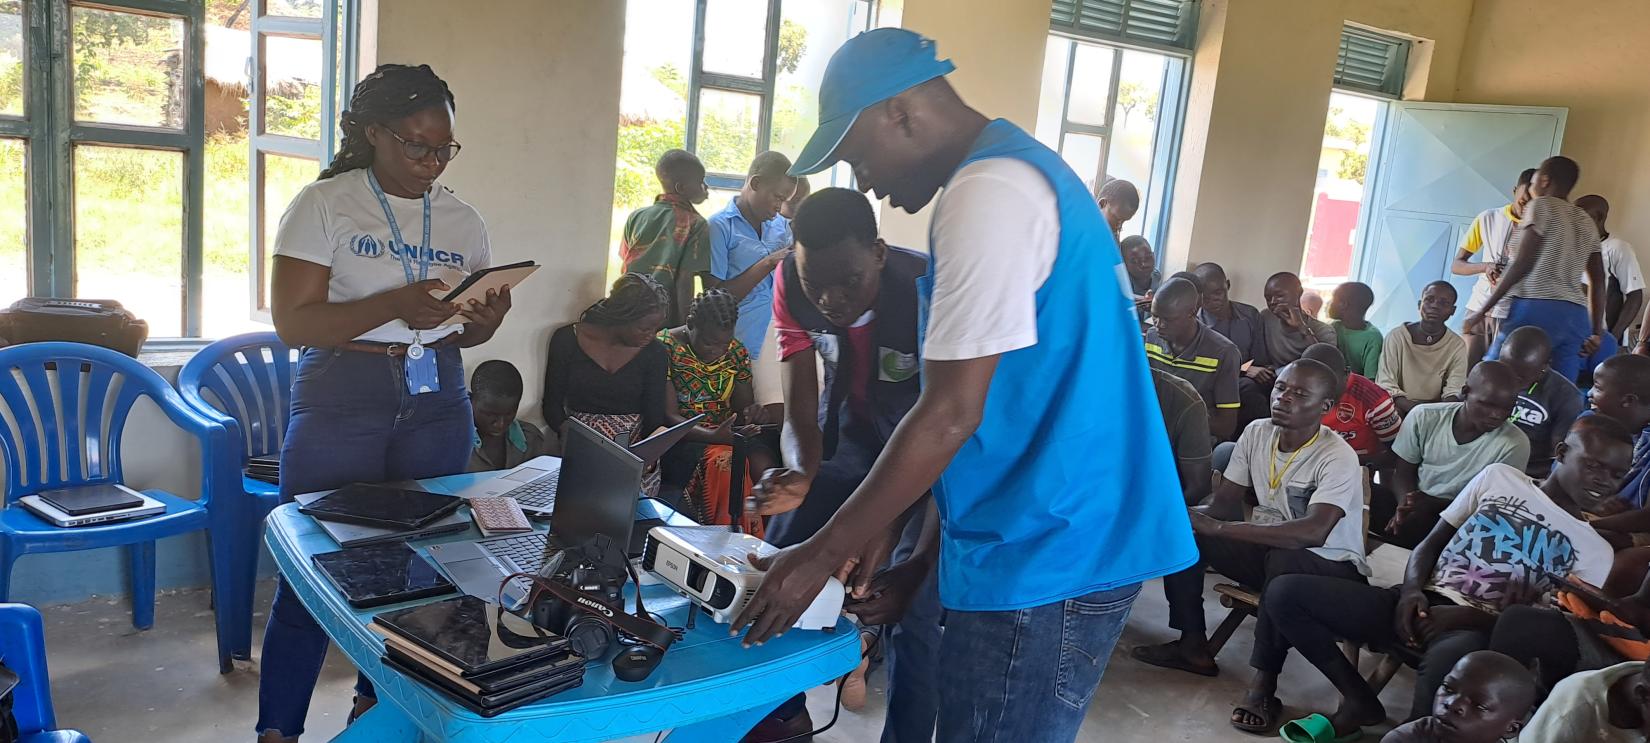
[349,234,466,269]
[351,234,383,258]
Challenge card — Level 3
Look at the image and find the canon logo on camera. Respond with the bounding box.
[576,595,615,618]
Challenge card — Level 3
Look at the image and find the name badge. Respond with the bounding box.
[405,351,441,395]
[877,347,918,383]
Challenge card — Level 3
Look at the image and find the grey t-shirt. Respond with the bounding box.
[1393,402,1531,500]
[1226,420,1368,574]
[1258,308,1337,367]
[1508,196,1601,307]
[1511,369,1584,476]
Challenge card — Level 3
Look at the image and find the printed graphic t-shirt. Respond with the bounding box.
[275,168,492,344]
[1429,463,1613,614]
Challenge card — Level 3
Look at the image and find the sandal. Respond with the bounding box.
[1279,713,1364,743]
[1229,695,1282,734]
[1130,641,1220,677]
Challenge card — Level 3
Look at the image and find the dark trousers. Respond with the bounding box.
[1368,490,1447,550]
[255,346,472,737]
[1161,534,1365,668]
[1238,377,1270,430]
[1488,604,1622,692]
[1263,575,1488,721]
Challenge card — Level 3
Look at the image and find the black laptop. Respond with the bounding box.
[38,483,144,516]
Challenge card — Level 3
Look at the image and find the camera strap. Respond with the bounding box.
[507,571,677,651]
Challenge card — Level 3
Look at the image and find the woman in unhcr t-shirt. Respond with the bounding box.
[255,64,512,742]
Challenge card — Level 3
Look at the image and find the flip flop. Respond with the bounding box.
[1129,642,1220,677]
[1228,696,1282,735]
[1279,713,1363,743]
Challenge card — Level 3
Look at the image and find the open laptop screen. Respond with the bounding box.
[549,418,646,548]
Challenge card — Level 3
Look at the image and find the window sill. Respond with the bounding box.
[139,339,212,370]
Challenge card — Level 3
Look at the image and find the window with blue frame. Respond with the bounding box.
[609,0,876,279]
[0,0,354,342]
[1034,0,1195,253]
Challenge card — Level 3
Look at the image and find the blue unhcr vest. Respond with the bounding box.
[919,119,1198,611]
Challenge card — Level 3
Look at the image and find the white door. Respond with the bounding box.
[1355,102,1567,331]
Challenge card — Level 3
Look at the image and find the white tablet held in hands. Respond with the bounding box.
[436,260,539,324]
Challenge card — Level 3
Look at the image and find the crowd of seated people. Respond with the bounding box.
[1134,154,1650,742]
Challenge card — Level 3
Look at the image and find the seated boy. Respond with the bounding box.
[1379,281,1471,416]
[1500,326,1584,477]
[468,360,547,473]
[1123,235,1160,320]
[1379,651,1537,743]
[1237,272,1338,424]
[1255,415,1629,739]
[1302,343,1401,470]
[1522,660,1650,741]
[1132,360,1368,684]
[1379,362,1529,548]
[619,149,712,326]
[1327,281,1382,379]
[1145,277,1242,440]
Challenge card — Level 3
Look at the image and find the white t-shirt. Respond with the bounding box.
[1582,235,1646,295]
[274,168,492,344]
[1225,420,1369,574]
[1521,662,1647,743]
[1429,463,1614,614]
[1462,205,1519,317]
[922,158,1062,361]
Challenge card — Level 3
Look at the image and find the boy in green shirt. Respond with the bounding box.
[620,149,712,326]
[1329,281,1383,379]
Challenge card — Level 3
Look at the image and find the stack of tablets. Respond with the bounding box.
[370,595,585,716]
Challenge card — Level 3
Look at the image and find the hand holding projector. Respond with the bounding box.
[641,526,845,631]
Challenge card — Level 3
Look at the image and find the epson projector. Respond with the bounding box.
[641,526,844,631]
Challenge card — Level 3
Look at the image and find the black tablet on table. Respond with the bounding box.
[298,483,462,530]
[311,542,456,609]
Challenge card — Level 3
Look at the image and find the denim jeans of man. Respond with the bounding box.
[880,506,943,743]
[936,584,1141,743]
[255,346,472,738]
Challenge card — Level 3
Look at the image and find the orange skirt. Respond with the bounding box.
[685,444,763,538]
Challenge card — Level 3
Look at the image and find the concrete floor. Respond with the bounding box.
[39,546,1419,742]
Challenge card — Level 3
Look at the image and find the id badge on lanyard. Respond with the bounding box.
[368,171,441,395]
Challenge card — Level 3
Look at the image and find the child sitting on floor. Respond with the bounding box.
[1379,651,1537,743]
[467,360,548,473]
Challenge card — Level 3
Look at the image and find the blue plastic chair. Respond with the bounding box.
[0,342,239,674]
[0,604,90,743]
[175,332,296,665]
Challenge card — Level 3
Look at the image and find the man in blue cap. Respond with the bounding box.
[731,28,1197,740]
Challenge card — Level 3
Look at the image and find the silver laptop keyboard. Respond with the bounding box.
[509,471,560,509]
[481,532,553,575]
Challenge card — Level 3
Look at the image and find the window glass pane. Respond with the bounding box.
[1302,91,1381,295]
[203,0,274,337]
[263,34,323,139]
[1059,133,1104,194]
[0,1,23,118]
[1033,37,1071,148]
[771,0,872,193]
[72,8,186,129]
[1106,49,1167,239]
[1065,43,1115,128]
[74,146,183,337]
[702,0,768,79]
[0,138,24,305]
[203,152,311,338]
[696,187,741,221]
[695,88,760,176]
[610,0,694,285]
[265,0,323,20]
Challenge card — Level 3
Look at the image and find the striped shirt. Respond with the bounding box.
[1507,196,1601,307]
[1144,323,1242,413]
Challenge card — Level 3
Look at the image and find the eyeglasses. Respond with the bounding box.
[381,127,462,164]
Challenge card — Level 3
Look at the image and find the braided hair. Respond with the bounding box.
[686,289,739,332]
[581,273,668,327]
[319,64,456,181]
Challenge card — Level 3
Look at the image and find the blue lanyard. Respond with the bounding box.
[366,170,432,285]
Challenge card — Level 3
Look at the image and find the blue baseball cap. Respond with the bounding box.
[789,28,955,176]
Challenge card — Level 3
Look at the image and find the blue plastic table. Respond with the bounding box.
[264,471,861,743]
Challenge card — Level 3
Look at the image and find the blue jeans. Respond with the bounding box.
[1488,297,1593,381]
[255,346,472,738]
[936,584,1141,743]
[881,508,943,743]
